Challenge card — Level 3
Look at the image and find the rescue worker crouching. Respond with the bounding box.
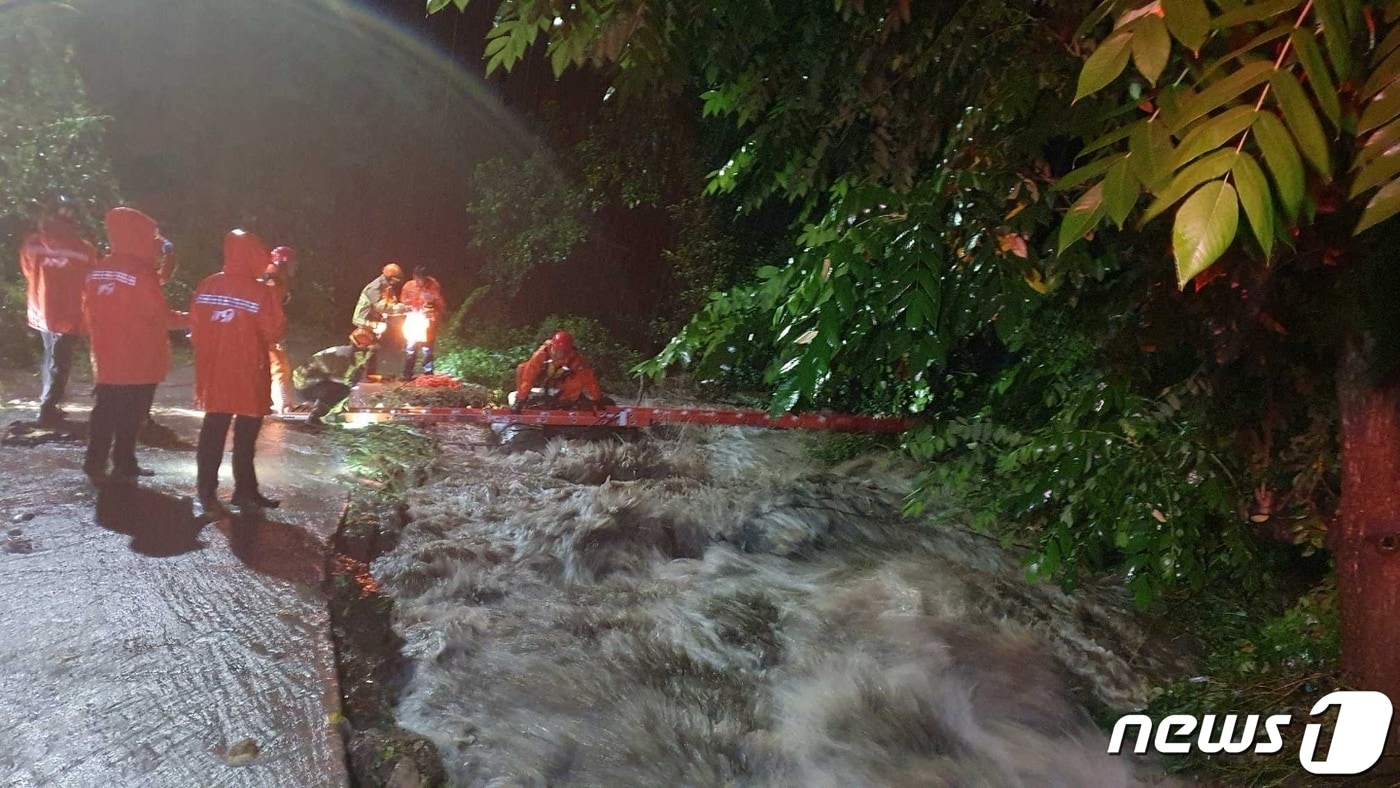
[292,327,377,427]
[190,230,286,519]
[511,330,612,412]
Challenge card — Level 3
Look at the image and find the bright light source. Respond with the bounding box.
[403,311,430,346]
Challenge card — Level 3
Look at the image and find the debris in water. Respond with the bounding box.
[224,737,260,766]
[12,512,34,523]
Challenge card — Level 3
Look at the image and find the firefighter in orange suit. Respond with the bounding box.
[190,230,286,518]
[398,265,446,379]
[261,245,296,412]
[512,330,607,412]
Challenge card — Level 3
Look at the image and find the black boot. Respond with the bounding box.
[231,491,280,512]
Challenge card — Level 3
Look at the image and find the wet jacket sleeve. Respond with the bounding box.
[18,234,37,278]
[258,288,286,349]
[353,278,381,325]
[573,361,603,401]
[515,343,549,404]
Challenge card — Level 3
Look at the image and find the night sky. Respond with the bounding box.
[61,0,661,338]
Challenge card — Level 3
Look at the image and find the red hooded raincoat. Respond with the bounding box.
[83,208,187,385]
[191,231,286,416]
[21,215,96,335]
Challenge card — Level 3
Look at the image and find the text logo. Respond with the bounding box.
[41,256,68,268]
[210,308,236,323]
[1108,691,1392,775]
[96,282,115,296]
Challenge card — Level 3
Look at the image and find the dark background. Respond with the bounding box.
[64,0,673,340]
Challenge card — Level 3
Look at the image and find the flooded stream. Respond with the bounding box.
[372,425,1178,786]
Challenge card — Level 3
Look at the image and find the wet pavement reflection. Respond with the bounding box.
[1,361,350,787]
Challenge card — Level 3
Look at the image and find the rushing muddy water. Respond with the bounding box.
[371,425,1179,786]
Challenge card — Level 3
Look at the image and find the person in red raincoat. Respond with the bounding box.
[512,330,607,412]
[398,265,447,379]
[82,207,188,483]
[261,245,296,412]
[190,230,286,517]
[20,195,97,426]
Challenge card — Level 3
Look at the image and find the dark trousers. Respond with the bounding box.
[39,331,79,412]
[297,381,350,420]
[85,383,157,475]
[197,413,264,499]
[402,342,434,378]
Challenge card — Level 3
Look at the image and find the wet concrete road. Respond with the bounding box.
[0,359,349,787]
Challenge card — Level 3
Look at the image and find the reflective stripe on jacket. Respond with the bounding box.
[83,208,187,385]
[20,219,96,335]
[191,231,286,416]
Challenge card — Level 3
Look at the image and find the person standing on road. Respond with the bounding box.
[81,207,188,484]
[398,265,446,379]
[261,245,296,413]
[20,195,97,427]
[190,229,286,518]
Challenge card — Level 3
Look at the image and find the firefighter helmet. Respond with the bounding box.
[550,330,575,357]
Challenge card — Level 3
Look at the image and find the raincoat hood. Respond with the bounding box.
[223,229,270,279]
[104,207,162,263]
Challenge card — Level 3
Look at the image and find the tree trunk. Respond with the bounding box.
[1335,336,1400,707]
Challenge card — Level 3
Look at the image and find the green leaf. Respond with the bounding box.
[1291,30,1341,129]
[1375,22,1400,67]
[484,34,511,58]
[1141,149,1238,225]
[1233,153,1277,255]
[1075,0,1121,40]
[1313,0,1352,80]
[1360,48,1400,99]
[1174,105,1256,169]
[1355,178,1400,234]
[1355,118,1400,171]
[1271,70,1332,178]
[1359,83,1400,135]
[1103,159,1139,227]
[1350,143,1400,197]
[1211,0,1300,28]
[1056,152,1127,192]
[1253,111,1306,217]
[1080,122,1140,158]
[1076,30,1135,101]
[1173,180,1240,289]
[1058,181,1107,254]
[549,40,572,77]
[1200,26,1290,82]
[1162,0,1212,53]
[1131,14,1172,85]
[1129,119,1176,190]
[426,0,452,12]
[1169,61,1274,133]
